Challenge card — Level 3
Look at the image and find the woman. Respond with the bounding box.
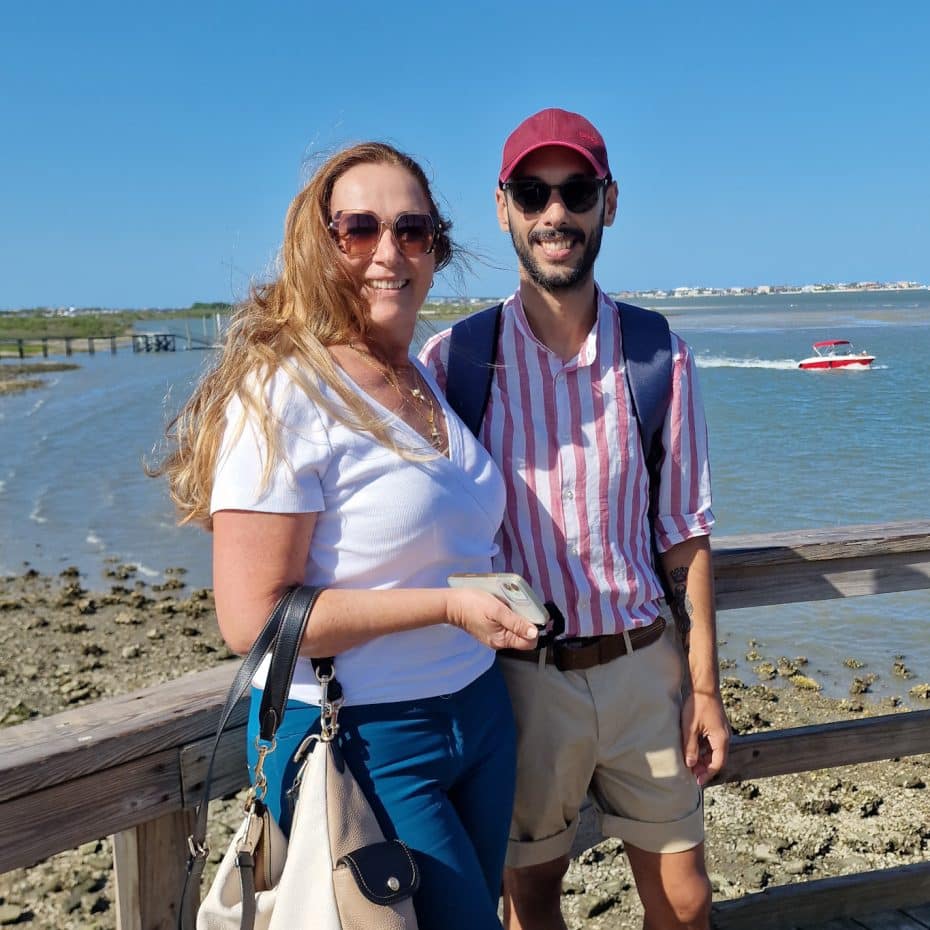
[159,142,538,930]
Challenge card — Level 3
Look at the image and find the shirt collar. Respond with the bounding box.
[506,284,614,370]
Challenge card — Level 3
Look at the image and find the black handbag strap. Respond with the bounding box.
[257,586,327,740]
[179,584,327,928]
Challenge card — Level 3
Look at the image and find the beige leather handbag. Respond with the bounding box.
[182,586,419,930]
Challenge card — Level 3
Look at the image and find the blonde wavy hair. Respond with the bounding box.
[155,142,455,528]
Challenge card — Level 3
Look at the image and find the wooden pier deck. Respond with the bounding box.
[0,333,120,357]
[1,330,198,357]
[0,520,928,929]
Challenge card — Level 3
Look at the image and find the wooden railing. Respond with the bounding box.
[1,521,929,930]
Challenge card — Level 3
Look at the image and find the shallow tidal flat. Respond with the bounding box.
[0,362,80,395]
[1,568,929,929]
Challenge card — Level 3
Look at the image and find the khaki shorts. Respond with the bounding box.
[499,621,703,868]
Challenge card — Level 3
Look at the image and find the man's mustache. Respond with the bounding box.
[529,228,585,246]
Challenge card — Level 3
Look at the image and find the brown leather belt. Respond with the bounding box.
[500,617,666,672]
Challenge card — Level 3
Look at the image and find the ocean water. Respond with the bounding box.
[1,290,928,698]
[661,290,930,697]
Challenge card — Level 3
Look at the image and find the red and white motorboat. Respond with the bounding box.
[798,340,875,370]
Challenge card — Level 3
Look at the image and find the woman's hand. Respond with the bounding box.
[445,588,540,651]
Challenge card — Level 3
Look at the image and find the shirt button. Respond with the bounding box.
[565,489,575,500]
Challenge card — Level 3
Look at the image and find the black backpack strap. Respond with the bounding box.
[445,303,503,438]
[614,301,672,470]
[615,301,673,591]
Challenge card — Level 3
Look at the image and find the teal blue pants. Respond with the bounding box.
[247,662,516,930]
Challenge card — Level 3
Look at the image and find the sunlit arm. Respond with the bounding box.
[211,509,539,658]
[659,534,731,785]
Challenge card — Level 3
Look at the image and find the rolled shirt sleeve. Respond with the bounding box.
[653,333,714,552]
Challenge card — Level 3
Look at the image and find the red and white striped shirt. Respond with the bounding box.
[420,287,714,637]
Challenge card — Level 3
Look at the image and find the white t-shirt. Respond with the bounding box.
[210,358,505,706]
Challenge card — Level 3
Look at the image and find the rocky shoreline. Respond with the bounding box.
[1,566,928,929]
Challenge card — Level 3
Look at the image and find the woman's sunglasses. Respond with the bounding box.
[500,176,610,214]
[329,210,437,259]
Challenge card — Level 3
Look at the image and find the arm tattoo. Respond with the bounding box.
[669,566,692,650]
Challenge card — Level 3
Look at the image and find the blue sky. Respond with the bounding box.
[2,1,928,308]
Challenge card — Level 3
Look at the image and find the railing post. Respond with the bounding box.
[42,337,49,358]
[88,337,95,355]
[17,339,24,359]
[65,337,72,356]
[112,809,197,930]
[111,335,117,354]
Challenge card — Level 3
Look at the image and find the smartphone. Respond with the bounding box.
[447,572,549,627]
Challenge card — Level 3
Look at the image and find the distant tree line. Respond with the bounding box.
[0,302,234,339]
[189,302,234,313]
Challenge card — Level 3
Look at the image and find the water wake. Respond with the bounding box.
[696,356,799,370]
[29,492,49,524]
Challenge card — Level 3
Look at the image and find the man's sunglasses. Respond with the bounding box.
[329,210,437,259]
[500,176,610,214]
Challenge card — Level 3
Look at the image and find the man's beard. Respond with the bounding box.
[509,206,605,293]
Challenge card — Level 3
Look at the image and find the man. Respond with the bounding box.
[420,108,730,930]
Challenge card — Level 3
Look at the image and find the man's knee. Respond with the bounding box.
[627,842,712,930]
[671,872,712,925]
[503,856,569,910]
[646,871,711,930]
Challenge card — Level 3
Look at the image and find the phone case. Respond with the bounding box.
[447,572,549,625]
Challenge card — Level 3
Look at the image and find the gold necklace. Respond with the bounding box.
[347,344,445,451]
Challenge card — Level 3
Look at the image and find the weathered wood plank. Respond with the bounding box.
[0,662,242,802]
[112,828,142,930]
[796,919,862,930]
[713,522,930,560]
[0,728,253,874]
[715,710,930,784]
[710,862,930,930]
[178,725,249,806]
[0,749,182,872]
[901,904,930,926]
[852,911,929,929]
[715,551,930,609]
[113,810,196,930]
[713,523,930,609]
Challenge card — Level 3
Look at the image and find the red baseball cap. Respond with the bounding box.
[499,108,610,183]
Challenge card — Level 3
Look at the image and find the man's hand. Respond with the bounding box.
[681,690,730,787]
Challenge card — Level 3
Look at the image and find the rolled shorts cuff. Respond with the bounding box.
[505,819,580,869]
[600,795,704,854]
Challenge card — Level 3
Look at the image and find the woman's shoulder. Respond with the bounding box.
[231,359,328,426]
